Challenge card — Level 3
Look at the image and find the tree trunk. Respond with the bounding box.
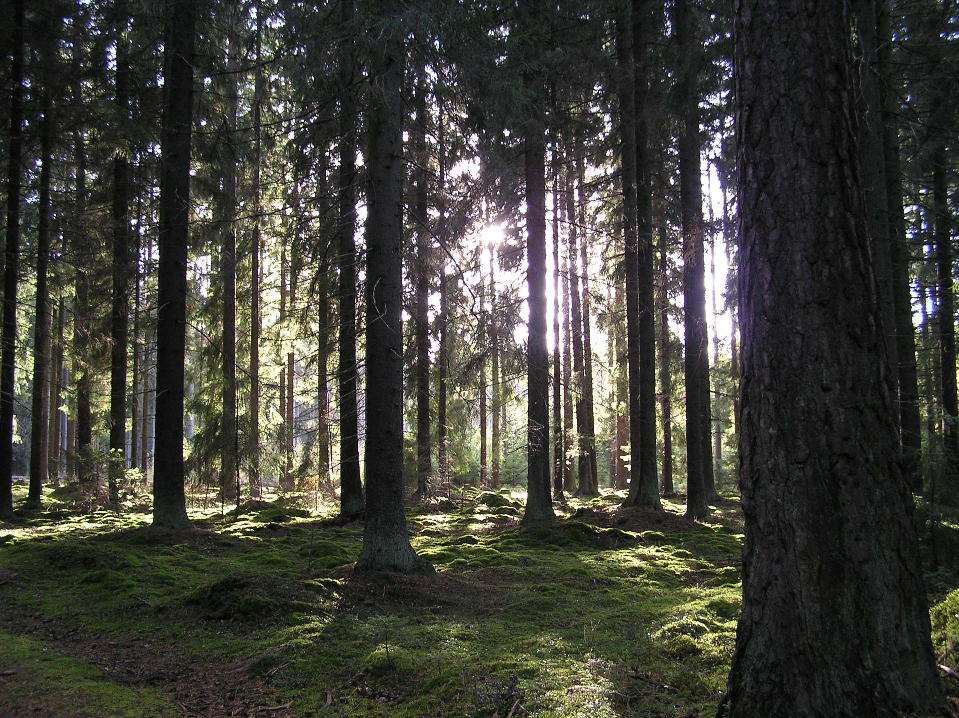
[49,300,64,485]
[479,280,488,488]
[337,0,363,518]
[437,117,449,494]
[675,0,713,519]
[879,1,921,493]
[551,168,565,499]
[27,87,54,511]
[152,0,196,531]
[561,235,574,492]
[220,17,239,503]
[633,0,659,506]
[520,0,555,524]
[413,66,432,500]
[576,154,599,493]
[0,0,25,519]
[490,262,501,490]
[619,0,661,510]
[110,25,133,506]
[356,1,432,573]
[722,3,944,715]
[73,93,94,492]
[657,221,674,497]
[249,20,264,500]
[568,175,595,496]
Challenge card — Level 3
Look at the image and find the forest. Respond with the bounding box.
[1,0,959,716]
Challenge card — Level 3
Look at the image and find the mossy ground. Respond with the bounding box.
[1,484,957,717]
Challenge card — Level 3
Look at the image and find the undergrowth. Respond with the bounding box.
[0,483,956,717]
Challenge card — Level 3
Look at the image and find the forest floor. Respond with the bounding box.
[0,484,957,718]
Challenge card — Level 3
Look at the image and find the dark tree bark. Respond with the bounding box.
[27,87,54,511]
[722,3,944,715]
[412,65,432,500]
[49,300,64,485]
[110,22,133,506]
[576,154,599,493]
[879,1,922,492]
[567,175,596,496]
[561,239,574,492]
[675,0,714,518]
[0,0,25,520]
[657,221,674,497]
[490,263,501,490]
[519,0,556,524]
[72,60,94,492]
[437,119,449,493]
[337,0,363,518]
[551,167,565,499]
[619,0,661,510]
[220,19,239,502]
[249,21,264,500]
[633,0,659,505]
[356,1,432,573]
[479,280,488,487]
[153,0,197,530]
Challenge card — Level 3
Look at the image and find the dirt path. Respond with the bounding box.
[0,603,297,718]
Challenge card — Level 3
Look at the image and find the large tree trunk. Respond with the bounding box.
[722,3,944,715]
[479,280,488,488]
[490,262,501,490]
[152,0,196,530]
[519,0,555,524]
[619,0,661,510]
[337,0,363,518]
[27,87,54,511]
[356,1,432,573]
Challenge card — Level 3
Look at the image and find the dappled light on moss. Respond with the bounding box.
[3,491,953,716]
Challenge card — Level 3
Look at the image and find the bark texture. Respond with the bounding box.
[723,2,943,715]
[356,3,432,573]
[153,0,196,531]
